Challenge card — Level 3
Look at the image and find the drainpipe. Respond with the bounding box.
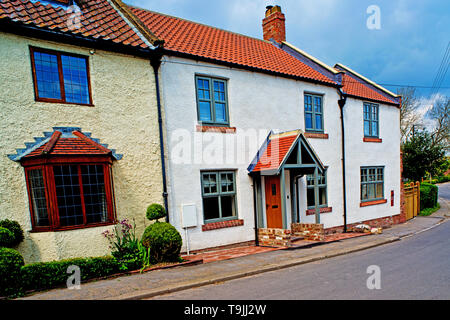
[338,88,348,232]
[252,176,259,246]
[150,50,169,222]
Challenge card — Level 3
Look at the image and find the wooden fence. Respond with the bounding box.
[404,181,420,220]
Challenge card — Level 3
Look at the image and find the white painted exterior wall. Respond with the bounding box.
[159,55,402,252]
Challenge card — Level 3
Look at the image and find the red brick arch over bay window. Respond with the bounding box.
[9,127,122,232]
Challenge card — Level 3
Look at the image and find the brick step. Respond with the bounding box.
[290,236,305,243]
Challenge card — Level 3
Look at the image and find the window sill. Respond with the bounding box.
[360,199,387,207]
[35,98,94,107]
[29,221,116,233]
[363,137,382,143]
[304,132,329,139]
[306,206,332,216]
[196,125,236,133]
[202,219,243,231]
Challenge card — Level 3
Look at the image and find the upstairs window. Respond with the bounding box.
[196,76,229,125]
[363,102,379,137]
[304,93,324,132]
[30,46,92,105]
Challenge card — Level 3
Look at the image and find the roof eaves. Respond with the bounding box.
[282,42,341,75]
[335,63,400,98]
[162,48,341,87]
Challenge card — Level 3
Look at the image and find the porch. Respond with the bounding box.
[248,129,328,247]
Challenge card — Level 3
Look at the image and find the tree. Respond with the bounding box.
[427,96,449,152]
[398,87,421,143]
[402,130,445,181]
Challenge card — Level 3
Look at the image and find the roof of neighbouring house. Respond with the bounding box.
[128,6,337,86]
[0,0,160,50]
[8,127,122,161]
[335,64,401,106]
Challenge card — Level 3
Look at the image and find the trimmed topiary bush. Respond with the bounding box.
[420,182,438,210]
[0,219,24,247]
[0,227,15,248]
[146,203,166,221]
[141,222,182,263]
[0,247,25,297]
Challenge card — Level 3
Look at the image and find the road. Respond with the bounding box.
[150,219,450,300]
[438,182,450,201]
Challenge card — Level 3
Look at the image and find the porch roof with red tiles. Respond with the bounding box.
[0,0,157,49]
[128,6,338,85]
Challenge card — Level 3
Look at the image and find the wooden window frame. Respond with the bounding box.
[360,166,385,203]
[200,170,238,223]
[22,156,116,232]
[29,46,94,106]
[306,170,328,209]
[304,93,324,133]
[363,102,379,138]
[195,75,230,126]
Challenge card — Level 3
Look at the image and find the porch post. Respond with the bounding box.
[280,168,287,229]
[314,166,320,224]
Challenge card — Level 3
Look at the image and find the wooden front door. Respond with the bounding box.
[264,175,283,229]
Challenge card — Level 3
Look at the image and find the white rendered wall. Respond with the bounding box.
[160,56,352,252]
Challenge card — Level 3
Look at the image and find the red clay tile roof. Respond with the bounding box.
[340,73,399,105]
[8,127,122,161]
[24,130,111,158]
[0,0,149,49]
[129,6,336,85]
[251,132,298,173]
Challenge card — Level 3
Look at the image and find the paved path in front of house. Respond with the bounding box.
[20,206,448,300]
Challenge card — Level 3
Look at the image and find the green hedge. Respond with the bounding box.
[420,182,438,210]
[21,256,122,293]
[0,248,25,297]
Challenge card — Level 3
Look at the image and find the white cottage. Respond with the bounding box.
[130,5,404,251]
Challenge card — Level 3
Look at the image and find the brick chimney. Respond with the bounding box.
[262,5,286,44]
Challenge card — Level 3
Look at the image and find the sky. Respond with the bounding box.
[127,0,450,114]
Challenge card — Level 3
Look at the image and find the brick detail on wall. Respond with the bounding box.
[202,219,244,231]
[196,125,236,133]
[363,137,382,143]
[360,199,387,207]
[324,214,404,235]
[258,228,291,247]
[306,206,332,216]
[291,223,325,242]
[304,132,329,139]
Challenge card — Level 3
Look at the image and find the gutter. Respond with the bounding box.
[338,88,348,232]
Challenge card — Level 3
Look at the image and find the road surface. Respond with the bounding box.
[150,219,450,300]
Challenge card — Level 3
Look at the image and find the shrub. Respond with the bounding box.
[420,182,438,210]
[21,256,122,292]
[102,219,142,270]
[146,203,166,221]
[0,227,15,248]
[141,222,182,263]
[0,248,25,297]
[0,219,24,247]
